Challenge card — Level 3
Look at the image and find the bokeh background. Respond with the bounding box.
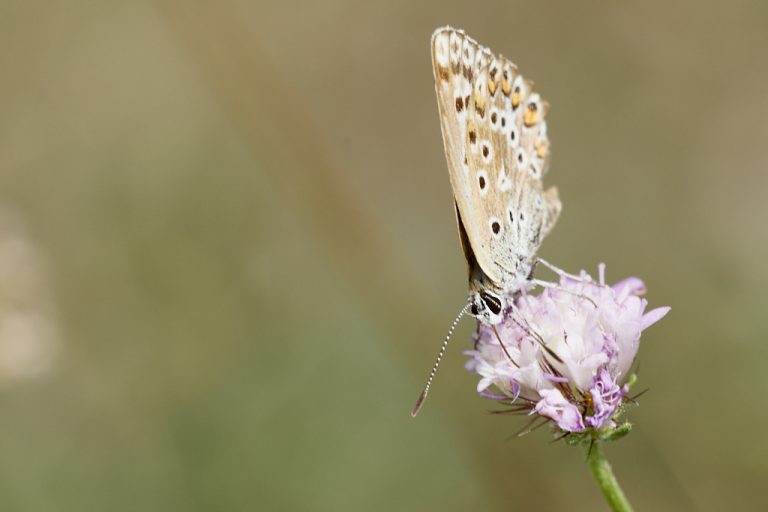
[1,1,767,510]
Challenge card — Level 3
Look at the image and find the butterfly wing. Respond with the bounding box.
[432,28,501,283]
[432,27,560,288]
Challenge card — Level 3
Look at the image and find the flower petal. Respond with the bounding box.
[641,306,671,331]
[535,389,585,432]
[611,276,646,296]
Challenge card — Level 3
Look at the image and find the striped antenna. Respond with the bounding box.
[411,302,471,417]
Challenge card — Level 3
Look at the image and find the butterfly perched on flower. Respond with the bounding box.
[412,27,562,416]
[431,26,562,325]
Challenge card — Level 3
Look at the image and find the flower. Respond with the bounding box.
[535,388,585,432]
[585,368,627,429]
[464,264,669,433]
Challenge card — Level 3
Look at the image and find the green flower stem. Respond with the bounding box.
[584,441,634,512]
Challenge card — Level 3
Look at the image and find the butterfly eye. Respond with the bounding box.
[480,292,502,316]
[470,303,479,316]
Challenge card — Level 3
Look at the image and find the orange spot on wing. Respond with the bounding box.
[524,106,539,127]
[501,79,511,96]
[474,92,486,113]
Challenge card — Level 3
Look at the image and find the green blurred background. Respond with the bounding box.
[1,1,767,510]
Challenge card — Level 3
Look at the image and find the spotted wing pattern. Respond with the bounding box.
[431,27,561,289]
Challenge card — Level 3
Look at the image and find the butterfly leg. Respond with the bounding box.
[536,257,593,283]
[490,324,519,367]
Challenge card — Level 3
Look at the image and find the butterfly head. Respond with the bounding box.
[469,289,506,325]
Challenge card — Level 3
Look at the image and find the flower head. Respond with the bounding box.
[465,264,669,433]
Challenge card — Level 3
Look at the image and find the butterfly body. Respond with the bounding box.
[431,27,561,324]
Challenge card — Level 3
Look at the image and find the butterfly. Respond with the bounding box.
[412,27,562,416]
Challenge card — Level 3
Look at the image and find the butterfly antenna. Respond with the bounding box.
[411,302,471,417]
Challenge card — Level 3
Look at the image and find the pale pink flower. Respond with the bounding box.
[465,264,669,433]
